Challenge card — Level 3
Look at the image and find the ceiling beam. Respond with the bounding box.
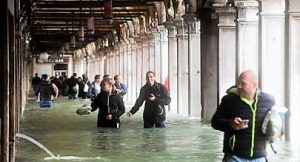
[33,1,150,8]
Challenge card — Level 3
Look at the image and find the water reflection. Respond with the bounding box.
[140,129,166,152]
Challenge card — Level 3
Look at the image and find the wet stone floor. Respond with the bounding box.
[16,96,300,162]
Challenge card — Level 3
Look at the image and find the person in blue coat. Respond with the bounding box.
[114,75,127,98]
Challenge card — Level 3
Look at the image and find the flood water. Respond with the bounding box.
[16,97,300,162]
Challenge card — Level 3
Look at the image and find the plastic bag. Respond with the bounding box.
[262,105,287,143]
[76,104,92,115]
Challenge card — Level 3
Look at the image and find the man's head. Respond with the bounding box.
[114,75,121,84]
[94,75,101,83]
[41,74,48,81]
[101,78,115,93]
[237,70,258,99]
[146,71,156,86]
[35,73,38,77]
[103,74,110,79]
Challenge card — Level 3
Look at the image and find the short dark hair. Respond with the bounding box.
[94,74,101,80]
[41,74,48,80]
[103,74,110,79]
[146,71,155,77]
[114,75,120,80]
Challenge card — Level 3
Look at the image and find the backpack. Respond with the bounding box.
[262,105,287,143]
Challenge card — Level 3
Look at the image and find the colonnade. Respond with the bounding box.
[72,0,300,140]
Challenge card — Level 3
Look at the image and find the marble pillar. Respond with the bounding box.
[135,37,143,93]
[174,18,189,116]
[214,1,237,99]
[165,21,178,114]
[235,0,259,74]
[158,25,169,85]
[152,28,161,82]
[141,34,149,85]
[184,14,201,117]
[287,0,300,142]
[148,32,155,71]
[260,0,285,105]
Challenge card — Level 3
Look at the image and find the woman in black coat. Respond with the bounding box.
[91,78,125,128]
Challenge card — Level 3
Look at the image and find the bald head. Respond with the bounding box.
[238,70,258,84]
[237,70,258,100]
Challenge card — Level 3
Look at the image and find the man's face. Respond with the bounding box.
[95,78,101,83]
[237,76,256,96]
[101,82,111,92]
[146,73,156,86]
[115,76,121,84]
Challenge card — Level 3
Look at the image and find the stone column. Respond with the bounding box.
[126,38,134,103]
[100,51,105,76]
[141,34,149,85]
[184,14,201,117]
[115,44,120,75]
[120,42,126,78]
[165,21,178,114]
[260,0,285,105]
[131,39,138,102]
[110,50,113,76]
[123,41,129,92]
[174,18,189,116]
[103,49,108,75]
[135,37,143,93]
[214,1,237,99]
[158,25,169,84]
[287,0,300,142]
[152,28,161,82]
[235,0,259,74]
[95,55,101,75]
[148,32,155,71]
[201,9,219,122]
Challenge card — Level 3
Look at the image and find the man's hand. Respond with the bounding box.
[106,114,112,120]
[149,93,156,101]
[127,112,133,117]
[231,117,248,130]
[116,89,122,94]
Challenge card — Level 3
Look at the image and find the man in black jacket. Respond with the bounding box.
[127,71,171,128]
[211,70,275,162]
[91,78,125,128]
[35,74,57,108]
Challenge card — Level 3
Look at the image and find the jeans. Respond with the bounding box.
[223,154,266,162]
[144,120,166,128]
[39,100,52,108]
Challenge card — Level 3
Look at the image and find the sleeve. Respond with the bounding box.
[115,97,125,117]
[156,84,171,105]
[35,85,40,96]
[91,95,99,112]
[51,84,59,97]
[211,96,234,132]
[87,83,94,98]
[129,87,146,114]
[119,83,128,96]
[50,84,57,97]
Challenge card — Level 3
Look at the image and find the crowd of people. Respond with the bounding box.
[31,69,282,162]
[31,71,171,129]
